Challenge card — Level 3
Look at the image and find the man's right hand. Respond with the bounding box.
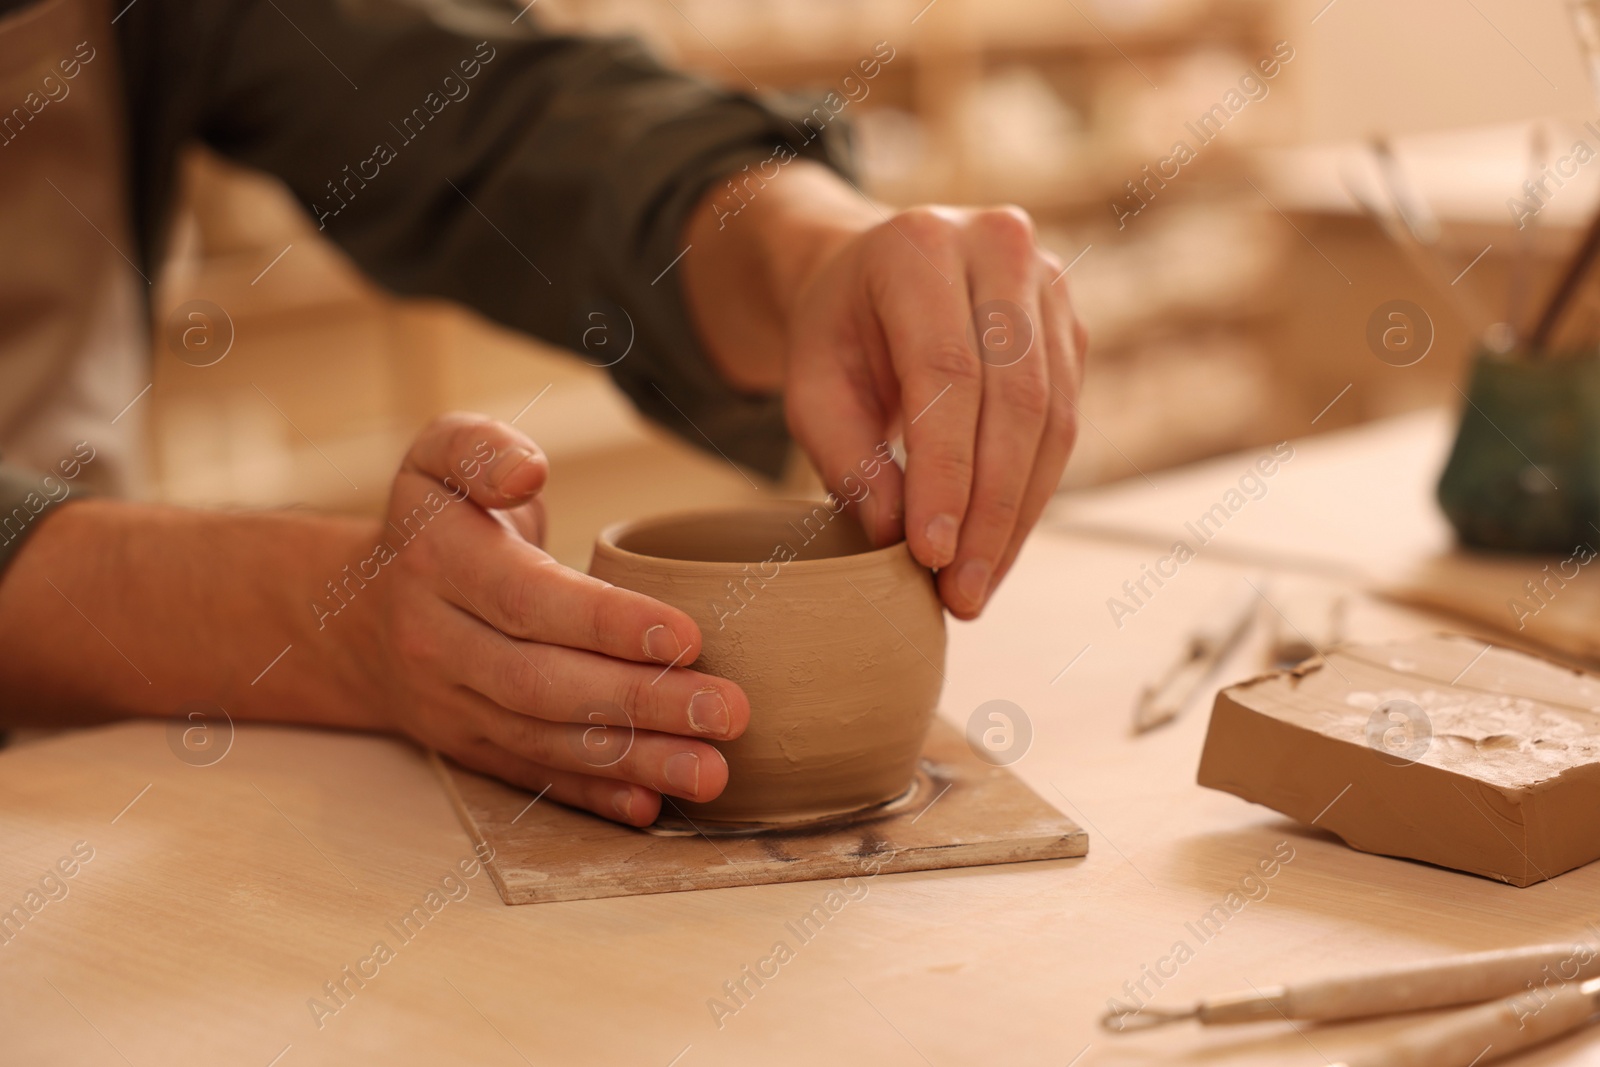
[359,413,749,827]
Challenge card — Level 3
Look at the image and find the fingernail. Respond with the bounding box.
[612,787,636,822]
[956,558,991,609]
[644,624,681,665]
[925,514,960,567]
[488,448,536,493]
[664,751,701,795]
[688,688,729,735]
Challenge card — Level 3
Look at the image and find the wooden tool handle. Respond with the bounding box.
[1289,944,1599,1021]
[1190,582,1260,656]
[1334,986,1594,1067]
[1530,205,1600,351]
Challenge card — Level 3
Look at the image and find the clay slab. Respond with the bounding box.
[1198,634,1600,887]
[433,718,1087,904]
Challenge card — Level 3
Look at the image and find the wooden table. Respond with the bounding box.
[8,410,1600,1067]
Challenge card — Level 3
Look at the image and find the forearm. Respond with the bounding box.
[0,500,385,730]
[682,161,879,393]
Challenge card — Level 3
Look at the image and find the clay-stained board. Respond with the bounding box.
[432,718,1087,904]
[1198,633,1600,887]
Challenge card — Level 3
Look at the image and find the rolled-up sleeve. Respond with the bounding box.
[114,1,854,477]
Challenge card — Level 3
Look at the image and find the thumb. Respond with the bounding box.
[400,412,548,510]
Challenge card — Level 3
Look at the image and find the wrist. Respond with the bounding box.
[682,161,877,392]
[747,163,878,325]
[0,501,390,730]
[290,515,394,731]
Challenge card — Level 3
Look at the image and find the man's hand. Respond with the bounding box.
[0,413,748,828]
[783,204,1086,620]
[363,413,751,826]
[683,163,1087,620]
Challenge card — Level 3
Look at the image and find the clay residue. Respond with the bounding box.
[1201,634,1600,886]
[1234,635,1600,790]
[1337,687,1600,787]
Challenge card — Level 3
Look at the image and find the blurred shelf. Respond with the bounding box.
[1255,119,1600,230]
[631,0,1280,73]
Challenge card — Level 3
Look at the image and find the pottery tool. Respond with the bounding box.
[1369,133,1504,347]
[1528,198,1600,351]
[1331,980,1600,1067]
[1341,159,1488,336]
[1101,941,1600,1032]
[1506,123,1548,336]
[1371,136,1441,248]
[1199,634,1600,886]
[434,717,1087,905]
[1133,580,1259,734]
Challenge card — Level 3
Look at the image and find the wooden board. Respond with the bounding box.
[28,418,1600,1067]
[1385,550,1600,667]
[432,717,1087,904]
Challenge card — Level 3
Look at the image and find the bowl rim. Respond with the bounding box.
[592,498,913,573]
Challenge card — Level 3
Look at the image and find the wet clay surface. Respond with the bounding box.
[1198,634,1600,886]
[590,501,947,825]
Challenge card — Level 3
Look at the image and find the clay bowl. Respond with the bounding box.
[589,499,946,830]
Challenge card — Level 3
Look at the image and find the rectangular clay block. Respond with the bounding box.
[1197,634,1600,887]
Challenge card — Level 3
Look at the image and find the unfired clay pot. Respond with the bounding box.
[589,499,946,828]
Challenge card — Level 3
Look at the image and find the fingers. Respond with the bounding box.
[386,414,748,825]
[988,275,1083,591]
[937,209,1049,619]
[440,519,704,667]
[878,207,1085,616]
[1047,256,1089,393]
[785,347,907,547]
[448,738,663,828]
[872,209,981,571]
[473,637,750,744]
[785,204,1086,592]
[457,686,731,804]
[509,495,547,547]
[420,596,747,742]
[401,411,548,509]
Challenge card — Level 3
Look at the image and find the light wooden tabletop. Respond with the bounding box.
[8,410,1600,1067]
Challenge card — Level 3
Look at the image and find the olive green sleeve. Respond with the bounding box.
[0,459,90,575]
[114,1,857,477]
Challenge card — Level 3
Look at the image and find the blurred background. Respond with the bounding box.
[147,0,1600,567]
